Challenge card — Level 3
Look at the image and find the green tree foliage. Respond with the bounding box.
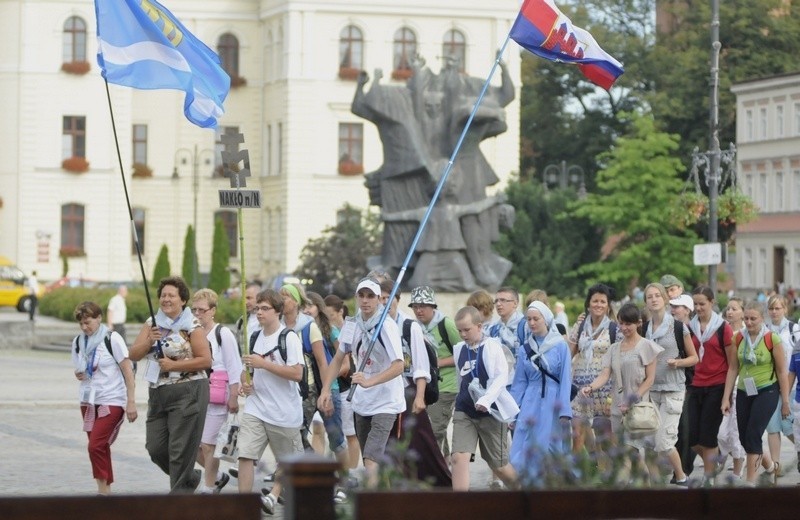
[181,225,199,289]
[496,178,602,297]
[295,204,382,298]
[208,217,231,294]
[571,113,703,293]
[152,244,171,286]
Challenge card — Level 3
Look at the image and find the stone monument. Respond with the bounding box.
[351,55,515,292]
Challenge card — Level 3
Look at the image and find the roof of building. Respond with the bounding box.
[736,213,800,234]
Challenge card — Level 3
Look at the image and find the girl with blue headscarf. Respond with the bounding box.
[509,301,573,483]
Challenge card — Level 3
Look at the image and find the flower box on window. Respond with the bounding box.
[231,76,247,88]
[59,247,86,258]
[391,68,413,81]
[131,163,153,178]
[62,156,90,173]
[339,67,360,81]
[338,160,364,176]
[61,61,91,75]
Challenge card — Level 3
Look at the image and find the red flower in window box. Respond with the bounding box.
[62,156,90,173]
[61,61,91,75]
[338,159,364,176]
[59,247,86,258]
[391,68,413,81]
[339,67,360,81]
[131,163,153,178]
[230,76,247,88]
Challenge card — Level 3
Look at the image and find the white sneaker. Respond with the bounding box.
[261,493,277,515]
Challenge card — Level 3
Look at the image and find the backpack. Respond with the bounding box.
[732,330,778,380]
[401,320,440,405]
[73,332,119,371]
[249,329,309,399]
[299,322,337,395]
[437,319,455,353]
[643,319,693,382]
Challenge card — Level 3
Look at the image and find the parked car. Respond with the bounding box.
[0,256,44,312]
[44,276,99,292]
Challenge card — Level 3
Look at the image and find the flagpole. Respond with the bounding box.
[103,79,159,352]
[347,34,513,401]
[236,202,251,384]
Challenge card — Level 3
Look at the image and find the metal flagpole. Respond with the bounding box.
[103,78,160,356]
[348,34,513,401]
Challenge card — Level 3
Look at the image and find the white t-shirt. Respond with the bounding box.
[71,332,130,407]
[207,324,244,416]
[340,317,405,416]
[107,294,127,324]
[244,325,305,428]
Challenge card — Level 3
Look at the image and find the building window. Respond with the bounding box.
[63,116,86,159]
[776,105,784,138]
[338,123,363,175]
[214,125,240,177]
[794,248,800,287]
[745,109,753,141]
[61,203,85,255]
[63,16,87,64]
[217,33,242,84]
[758,248,767,288]
[339,25,363,80]
[794,170,800,210]
[132,124,148,165]
[759,173,768,210]
[132,207,145,255]
[442,29,466,72]
[266,124,272,176]
[795,103,800,135]
[215,211,238,257]
[277,122,283,175]
[760,107,767,140]
[392,27,416,80]
[744,173,753,198]
[776,171,784,211]
[743,248,753,288]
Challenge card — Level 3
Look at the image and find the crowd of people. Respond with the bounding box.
[70,273,800,509]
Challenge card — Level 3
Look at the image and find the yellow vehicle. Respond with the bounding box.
[0,256,43,312]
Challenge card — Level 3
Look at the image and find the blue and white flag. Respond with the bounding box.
[94,0,230,128]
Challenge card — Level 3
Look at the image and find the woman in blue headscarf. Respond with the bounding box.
[509,301,573,483]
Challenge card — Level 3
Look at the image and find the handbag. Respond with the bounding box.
[213,413,240,462]
[610,343,660,434]
[209,370,229,405]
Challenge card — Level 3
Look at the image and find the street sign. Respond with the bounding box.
[219,189,261,208]
[693,243,722,266]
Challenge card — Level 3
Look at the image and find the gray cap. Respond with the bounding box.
[408,285,437,307]
[659,274,683,289]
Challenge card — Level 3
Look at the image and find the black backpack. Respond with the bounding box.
[437,319,455,353]
[249,329,309,399]
[577,318,618,345]
[73,333,119,370]
[402,320,440,405]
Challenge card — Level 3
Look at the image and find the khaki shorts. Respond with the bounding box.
[650,390,685,452]
[451,411,509,469]
[237,413,304,461]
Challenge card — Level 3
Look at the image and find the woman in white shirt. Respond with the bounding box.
[72,301,137,494]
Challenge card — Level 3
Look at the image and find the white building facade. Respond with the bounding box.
[731,72,800,295]
[0,0,521,285]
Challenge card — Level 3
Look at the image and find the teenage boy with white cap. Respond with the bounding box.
[318,277,405,486]
[409,285,461,459]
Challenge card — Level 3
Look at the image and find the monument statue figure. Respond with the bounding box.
[351,54,515,292]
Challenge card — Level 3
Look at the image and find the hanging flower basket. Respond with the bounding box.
[671,192,707,229]
[62,156,90,173]
[61,61,90,75]
[131,163,153,178]
[717,190,759,226]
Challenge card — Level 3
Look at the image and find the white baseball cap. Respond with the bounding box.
[669,294,694,312]
[356,278,381,296]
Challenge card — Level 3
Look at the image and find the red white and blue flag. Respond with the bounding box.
[510,0,624,90]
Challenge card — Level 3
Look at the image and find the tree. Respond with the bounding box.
[571,113,703,294]
[181,225,199,289]
[152,244,171,286]
[495,178,602,297]
[208,217,231,294]
[295,204,382,298]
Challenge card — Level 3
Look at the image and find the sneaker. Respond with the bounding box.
[228,468,239,479]
[197,486,214,495]
[673,478,689,487]
[214,472,230,493]
[263,472,275,482]
[489,479,505,490]
[261,493,277,515]
[773,462,781,484]
[333,488,348,504]
[261,488,285,505]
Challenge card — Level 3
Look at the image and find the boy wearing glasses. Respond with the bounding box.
[238,289,305,515]
[318,278,405,487]
[489,287,525,354]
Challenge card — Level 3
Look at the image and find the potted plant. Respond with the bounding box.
[61,61,91,75]
[717,189,759,226]
[62,156,90,173]
[131,163,153,178]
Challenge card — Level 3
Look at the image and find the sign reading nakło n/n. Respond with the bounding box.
[219,189,261,208]
[693,243,724,266]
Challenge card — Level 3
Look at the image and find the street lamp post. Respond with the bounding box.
[542,160,586,198]
[173,145,215,288]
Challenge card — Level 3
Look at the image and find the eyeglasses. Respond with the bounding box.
[191,307,211,314]
[255,305,274,312]
[494,298,516,304]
